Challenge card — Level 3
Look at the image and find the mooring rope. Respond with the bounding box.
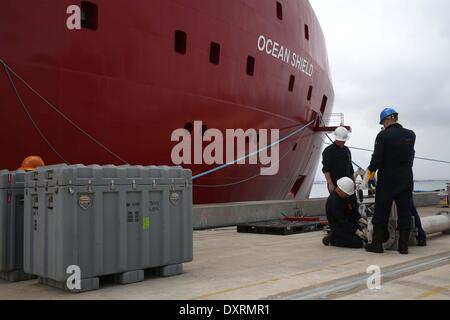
[1,59,129,164]
[193,141,296,188]
[192,120,315,181]
[2,61,69,163]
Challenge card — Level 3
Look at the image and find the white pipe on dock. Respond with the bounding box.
[421,213,450,235]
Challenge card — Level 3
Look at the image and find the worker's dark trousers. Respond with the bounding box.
[328,227,364,249]
[373,188,413,231]
[329,230,363,249]
[412,204,427,241]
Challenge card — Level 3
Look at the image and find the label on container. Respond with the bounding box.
[143,216,150,231]
[78,195,92,210]
[170,191,180,205]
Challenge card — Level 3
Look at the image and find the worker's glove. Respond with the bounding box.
[361,170,369,189]
[358,218,368,228]
[355,229,368,241]
[362,170,376,189]
[368,171,376,186]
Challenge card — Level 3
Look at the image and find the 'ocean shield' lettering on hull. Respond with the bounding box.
[257,35,313,77]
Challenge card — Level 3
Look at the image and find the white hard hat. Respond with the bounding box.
[333,127,350,142]
[337,177,355,196]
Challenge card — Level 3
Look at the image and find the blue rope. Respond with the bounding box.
[192,120,315,180]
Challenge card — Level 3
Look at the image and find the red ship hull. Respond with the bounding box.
[0,0,334,204]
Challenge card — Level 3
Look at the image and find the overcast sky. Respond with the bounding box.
[310,0,450,180]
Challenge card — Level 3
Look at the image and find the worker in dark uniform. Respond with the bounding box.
[323,177,367,248]
[322,127,355,194]
[365,108,416,255]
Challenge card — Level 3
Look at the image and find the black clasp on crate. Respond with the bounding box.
[33,195,39,231]
[47,170,54,180]
[32,196,39,210]
[68,180,74,194]
[47,195,54,210]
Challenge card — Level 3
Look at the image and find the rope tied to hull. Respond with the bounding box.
[1,59,338,188]
[192,120,315,181]
[2,61,69,163]
[194,140,299,188]
[0,59,129,165]
[1,59,316,185]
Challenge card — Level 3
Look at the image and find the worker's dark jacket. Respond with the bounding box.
[326,192,363,249]
[322,143,354,186]
[368,123,416,194]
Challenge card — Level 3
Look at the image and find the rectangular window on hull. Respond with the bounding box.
[175,30,187,54]
[288,75,295,92]
[311,111,319,125]
[81,1,98,30]
[210,42,221,65]
[246,56,255,76]
[304,24,310,40]
[320,95,328,114]
[307,86,313,101]
[276,2,283,20]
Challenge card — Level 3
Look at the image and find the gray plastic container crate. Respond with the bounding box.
[0,169,35,281]
[23,164,193,292]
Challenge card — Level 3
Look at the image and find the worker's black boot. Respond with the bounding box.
[417,238,427,247]
[365,227,384,254]
[322,234,331,246]
[398,229,411,255]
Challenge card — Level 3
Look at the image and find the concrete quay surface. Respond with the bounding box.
[0,206,449,300]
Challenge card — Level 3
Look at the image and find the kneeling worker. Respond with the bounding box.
[323,177,368,248]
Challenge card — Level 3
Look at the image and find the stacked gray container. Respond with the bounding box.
[0,170,35,281]
[24,165,193,292]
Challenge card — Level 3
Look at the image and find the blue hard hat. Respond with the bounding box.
[379,107,398,124]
